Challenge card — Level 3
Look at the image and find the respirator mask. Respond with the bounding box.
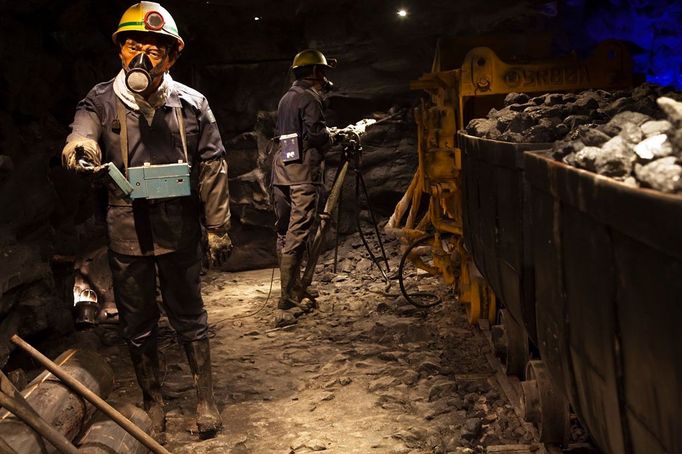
[320,76,334,93]
[125,52,164,94]
[308,64,334,93]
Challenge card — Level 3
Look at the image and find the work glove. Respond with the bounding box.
[62,138,101,173]
[207,230,233,267]
[328,127,344,144]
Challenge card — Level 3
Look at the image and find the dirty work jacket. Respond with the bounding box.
[272,79,332,186]
[66,79,230,256]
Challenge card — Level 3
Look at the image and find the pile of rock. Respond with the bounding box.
[465,83,679,144]
[464,83,682,194]
[554,96,682,193]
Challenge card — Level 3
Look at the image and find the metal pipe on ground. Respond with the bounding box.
[0,348,114,453]
[10,335,171,454]
[0,392,78,454]
[78,402,153,454]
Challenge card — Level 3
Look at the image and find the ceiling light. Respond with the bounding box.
[397,9,408,18]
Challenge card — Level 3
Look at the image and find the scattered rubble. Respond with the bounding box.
[84,233,544,453]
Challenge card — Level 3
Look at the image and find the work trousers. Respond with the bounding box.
[108,242,208,348]
[273,183,321,257]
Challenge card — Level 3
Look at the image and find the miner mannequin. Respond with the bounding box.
[61,1,230,437]
[272,50,334,314]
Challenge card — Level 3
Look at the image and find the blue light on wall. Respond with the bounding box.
[561,0,682,89]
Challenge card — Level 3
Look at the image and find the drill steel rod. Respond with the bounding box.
[333,179,342,273]
[10,335,170,454]
[302,160,350,288]
[304,115,399,288]
[0,391,78,454]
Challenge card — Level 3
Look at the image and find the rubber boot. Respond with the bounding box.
[184,339,223,437]
[293,264,319,302]
[278,254,298,310]
[291,259,318,308]
[128,342,165,434]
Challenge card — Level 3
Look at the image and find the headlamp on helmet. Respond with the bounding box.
[144,10,165,31]
[112,2,184,52]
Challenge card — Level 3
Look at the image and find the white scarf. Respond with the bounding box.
[113,69,173,126]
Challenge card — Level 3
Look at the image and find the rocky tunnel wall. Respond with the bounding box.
[2,0,665,363]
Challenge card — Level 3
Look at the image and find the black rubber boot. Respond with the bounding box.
[278,254,298,310]
[292,257,318,308]
[184,339,223,438]
[128,341,165,434]
[293,269,319,305]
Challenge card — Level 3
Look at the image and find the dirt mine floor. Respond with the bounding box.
[100,234,542,453]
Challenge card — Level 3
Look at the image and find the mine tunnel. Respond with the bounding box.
[0,1,680,453]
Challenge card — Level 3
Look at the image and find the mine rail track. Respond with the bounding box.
[474,320,599,454]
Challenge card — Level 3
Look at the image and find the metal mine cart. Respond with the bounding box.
[523,152,681,453]
[385,37,679,452]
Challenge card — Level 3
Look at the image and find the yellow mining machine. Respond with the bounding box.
[386,37,632,323]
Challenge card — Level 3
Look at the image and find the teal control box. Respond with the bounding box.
[128,162,191,200]
[101,162,134,199]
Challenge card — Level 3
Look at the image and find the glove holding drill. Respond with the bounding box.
[328,118,378,145]
[328,112,403,145]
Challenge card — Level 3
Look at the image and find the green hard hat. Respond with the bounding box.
[291,49,336,69]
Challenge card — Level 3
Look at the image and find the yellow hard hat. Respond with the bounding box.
[291,49,336,70]
[112,1,185,52]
